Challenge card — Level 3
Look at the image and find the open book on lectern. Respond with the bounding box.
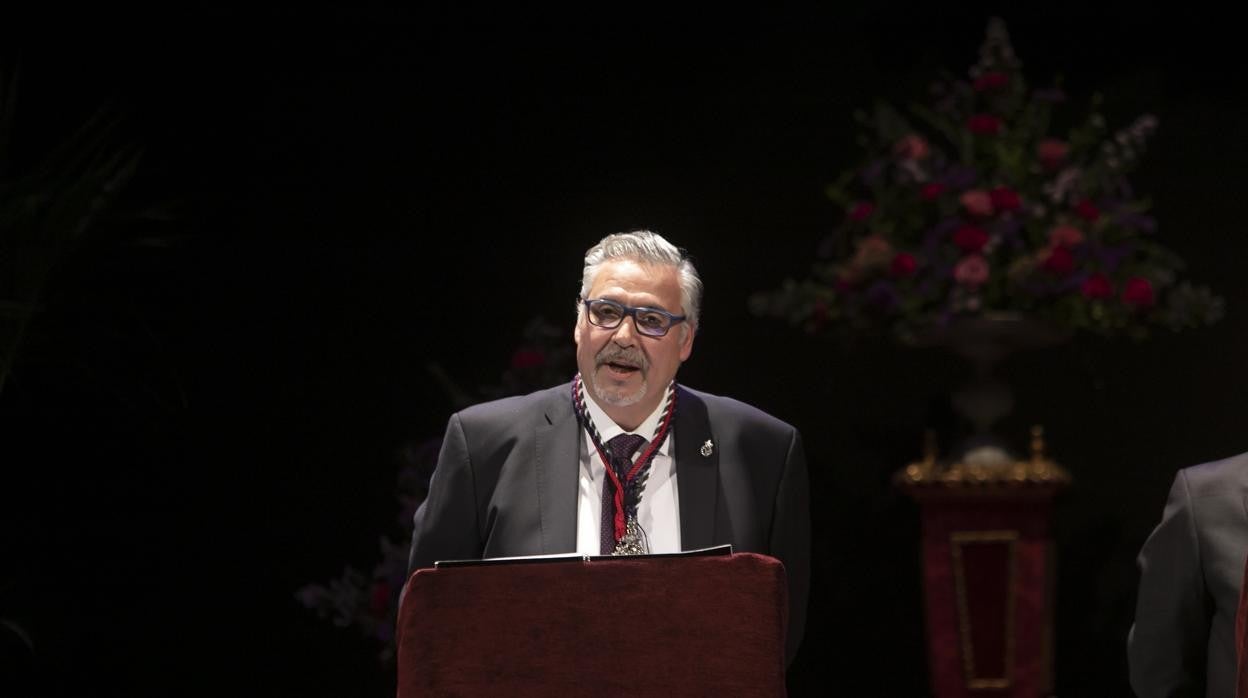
[433,544,733,569]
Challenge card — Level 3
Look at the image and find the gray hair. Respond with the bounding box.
[578,230,702,330]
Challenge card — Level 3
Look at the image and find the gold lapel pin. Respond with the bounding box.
[700,439,714,457]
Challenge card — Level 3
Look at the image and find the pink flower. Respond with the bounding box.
[954,255,990,287]
[852,235,894,269]
[973,72,1010,92]
[1036,138,1069,170]
[1122,277,1156,308]
[967,113,1003,135]
[890,252,917,278]
[1074,200,1101,222]
[920,182,946,201]
[959,189,994,218]
[952,225,989,254]
[1048,225,1085,247]
[1080,273,1113,299]
[1042,245,1075,276]
[894,133,931,160]
[849,201,875,221]
[989,186,1021,212]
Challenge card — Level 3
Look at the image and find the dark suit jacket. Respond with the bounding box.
[408,382,811,663]
[1236,554,1248,697]
[1129,452,1248,697]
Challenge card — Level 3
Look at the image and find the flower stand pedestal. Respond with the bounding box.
[895,428,1069,697]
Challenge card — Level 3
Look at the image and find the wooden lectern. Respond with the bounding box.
[396,552,789,696]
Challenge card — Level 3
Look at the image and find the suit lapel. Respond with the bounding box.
[534,385,580,554]
[1240,464,1248,523]
[675,386,719,550]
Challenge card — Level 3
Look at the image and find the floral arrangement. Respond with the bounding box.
[295,438,440,664]
[751,18,1223,343]
[296,316,575,665]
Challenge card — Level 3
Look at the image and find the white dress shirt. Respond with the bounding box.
[576,386,681,555]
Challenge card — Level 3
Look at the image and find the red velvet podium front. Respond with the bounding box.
[896,428,1069,697]
[396,552,788,696]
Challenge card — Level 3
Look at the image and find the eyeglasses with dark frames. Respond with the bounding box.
[580,298,687,337]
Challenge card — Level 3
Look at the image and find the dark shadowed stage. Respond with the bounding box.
[2,4,1247,696]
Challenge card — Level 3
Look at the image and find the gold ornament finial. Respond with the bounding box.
[895,424,1070,489]
[1030,424,1046,461]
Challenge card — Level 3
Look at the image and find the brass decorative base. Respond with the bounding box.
[895,425,1071,488]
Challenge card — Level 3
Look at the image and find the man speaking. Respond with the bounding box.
[408,230,810,663]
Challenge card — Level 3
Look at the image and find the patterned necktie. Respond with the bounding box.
[600,433,647,554]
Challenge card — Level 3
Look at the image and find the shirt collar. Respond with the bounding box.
[582,383,673,456]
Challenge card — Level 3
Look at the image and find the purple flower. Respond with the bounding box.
[1115,213,1156,233]
[865,280,900,310]
[926,217,963,242]
[1095,244,1133,273]
[376,622,394,643]
[1099,195,1124,210]
[1032,87,1067,103]
[917,277,941,297]
[941,166,979,190]
[992,219,1024,249]
[860,159,887,186]
[921,217,961,258]
[1056,272,1086,293]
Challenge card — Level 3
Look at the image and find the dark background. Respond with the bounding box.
[3,4,1246,696]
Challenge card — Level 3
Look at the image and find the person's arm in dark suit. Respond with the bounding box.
[772,427,811,667]
[408,413,483,573]
[1237,553,1248,698]
[1128,469,1210,697]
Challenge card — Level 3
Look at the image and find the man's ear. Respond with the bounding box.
[679,324,695,362]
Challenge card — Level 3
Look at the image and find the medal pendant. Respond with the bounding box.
[611,517,648,556]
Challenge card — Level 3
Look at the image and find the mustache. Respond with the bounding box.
[595,344,649,371]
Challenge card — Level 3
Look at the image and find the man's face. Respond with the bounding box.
[574,258,695,429]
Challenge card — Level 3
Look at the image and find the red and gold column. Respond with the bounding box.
[896,427,1069,698]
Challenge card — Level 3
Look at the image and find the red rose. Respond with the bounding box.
[849,201,875,221]
[369,581,392,617]
[967,114,1003,135]
[952,225,989,254]
[989,186,1021,212]
[1074,199,1101,222]
[920,182,946,200]
[973,72,1010,92]
[1036,138,1069,170]
[1042,245,1075,276]
[1080,273,1113,299]
[1048,225,1085,248]
[1122,277,1156,308]
[890,252,918,278]
[510,348,546,370]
